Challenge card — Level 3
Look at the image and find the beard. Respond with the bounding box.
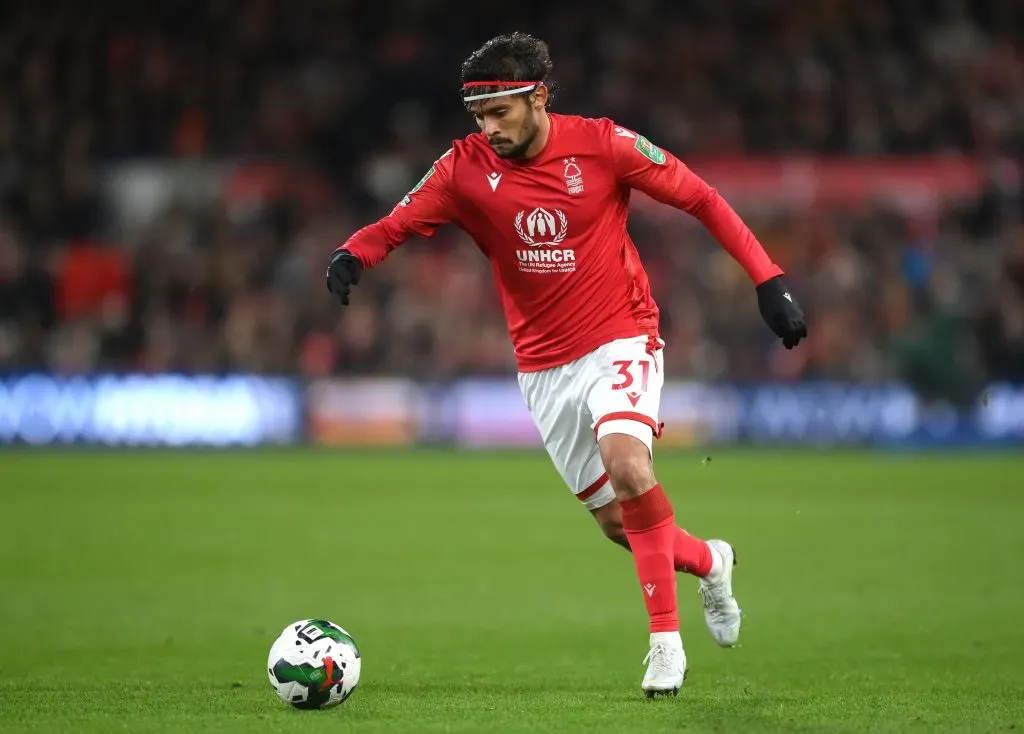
[490,119,539,160]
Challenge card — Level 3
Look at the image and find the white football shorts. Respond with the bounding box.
[517,335,665,511]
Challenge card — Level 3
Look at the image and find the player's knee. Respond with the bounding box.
[600,437,656,501]
[608,459,656,501]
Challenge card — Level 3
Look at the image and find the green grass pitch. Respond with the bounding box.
[1,448,1022,733]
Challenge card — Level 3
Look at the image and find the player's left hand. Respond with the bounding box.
[756,275,807,350]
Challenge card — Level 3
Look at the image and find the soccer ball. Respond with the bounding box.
[267,619,361,709]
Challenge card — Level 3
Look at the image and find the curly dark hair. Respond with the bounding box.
[460,32,558,107]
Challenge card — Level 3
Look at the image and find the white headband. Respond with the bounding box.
[462,83,538,102]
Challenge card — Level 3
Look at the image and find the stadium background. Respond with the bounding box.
[1,0,1022,448]
[1,3,1023,732]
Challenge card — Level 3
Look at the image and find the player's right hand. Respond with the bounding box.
[326,250,362,306]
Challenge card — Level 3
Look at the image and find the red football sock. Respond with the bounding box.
[620,484,678,633]
[673,526,713,577]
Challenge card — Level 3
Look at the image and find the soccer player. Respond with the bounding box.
[326,33,806,697]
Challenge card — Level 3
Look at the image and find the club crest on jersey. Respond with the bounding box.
[514,208,575,275]
[563,157,584,195]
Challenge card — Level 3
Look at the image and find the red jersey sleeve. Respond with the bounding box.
[337,149,457,268]
[604,122,783,285]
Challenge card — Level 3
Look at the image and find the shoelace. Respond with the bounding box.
[642,643,676,674]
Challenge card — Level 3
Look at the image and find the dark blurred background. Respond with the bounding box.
[1,0,1022,409]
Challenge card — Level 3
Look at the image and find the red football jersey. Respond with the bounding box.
[339,114,783,372]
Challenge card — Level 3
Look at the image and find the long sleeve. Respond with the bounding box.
[338,150,457,269]
[605,122,783,285]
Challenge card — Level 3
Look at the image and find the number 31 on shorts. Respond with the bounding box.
[612,359,651,393]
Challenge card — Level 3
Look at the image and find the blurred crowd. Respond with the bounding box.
[1,0,1023,401]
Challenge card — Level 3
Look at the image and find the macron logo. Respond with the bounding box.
[487,172,502,191]
[614,127,637,139]
[644,583,656,597]
[783,292,793,302]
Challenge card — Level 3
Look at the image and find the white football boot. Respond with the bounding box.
[698,539,741,647]
[641,631,687,698]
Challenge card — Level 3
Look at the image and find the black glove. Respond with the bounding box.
[326,250,362,306]
[756,275,807,350]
